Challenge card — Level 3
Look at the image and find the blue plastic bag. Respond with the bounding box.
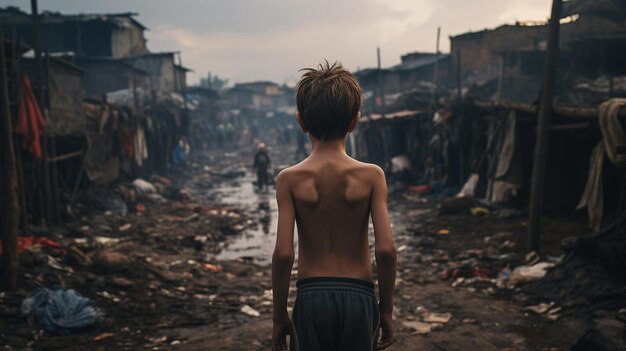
[21,287,102,334]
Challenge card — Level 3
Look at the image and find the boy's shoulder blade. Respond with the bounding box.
[348,159,385,178]
[276,163,308,183]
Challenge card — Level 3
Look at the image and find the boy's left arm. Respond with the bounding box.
[272,171,295,350]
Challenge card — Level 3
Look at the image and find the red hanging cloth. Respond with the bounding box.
[15,73,46,159]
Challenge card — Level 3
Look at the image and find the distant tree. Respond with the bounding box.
[200,73,229,91]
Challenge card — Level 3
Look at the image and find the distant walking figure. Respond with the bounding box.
[253,143,271,192]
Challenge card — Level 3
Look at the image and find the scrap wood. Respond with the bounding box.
[93,332,115,341]
[422,312,452,324]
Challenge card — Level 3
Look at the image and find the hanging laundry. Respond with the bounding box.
[15,74,46,159]
[133,125,148,167]
[578,98,626,230]
[121,127,134,158]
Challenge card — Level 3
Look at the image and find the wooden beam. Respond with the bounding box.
[473,101,626,119]
[527,0,563,253]
[47,150,82,163]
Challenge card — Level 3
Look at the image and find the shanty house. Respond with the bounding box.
[124,52,189,93]
[0,7,149,58]
[21,54,85,136]
[450,23,547,90]
[451,0,626,103]
[68,56,148,98]
[356,52,451,97]
[227,81,282,111]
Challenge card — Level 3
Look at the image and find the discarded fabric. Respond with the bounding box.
[21,288,101,334]
[0,236,64,256]
[509,262,554,286]
[132,179,157,194]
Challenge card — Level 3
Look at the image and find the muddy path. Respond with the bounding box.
[1,139,623,350]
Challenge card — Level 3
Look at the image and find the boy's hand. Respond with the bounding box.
[272,316,291,351]
[377,312,395,350]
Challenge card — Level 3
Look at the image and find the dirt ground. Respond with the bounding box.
[1,136,625,351]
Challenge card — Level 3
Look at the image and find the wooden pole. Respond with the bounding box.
[432,27,441,104]
[0,24,21,290]
[30,0,52,226]
[12,36,30,237]
[45,52,61,224]
[497,54,505,101]
[456,50,462,99]
[527,0,563,252]
[376,47,385,114]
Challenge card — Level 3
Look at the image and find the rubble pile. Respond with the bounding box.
[524,211,626,317]
[0,149,277,349]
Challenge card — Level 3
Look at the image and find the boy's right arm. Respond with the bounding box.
[272,171,295,351]
[370,166,397,350]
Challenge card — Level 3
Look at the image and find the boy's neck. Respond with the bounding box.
[309,135,347,156]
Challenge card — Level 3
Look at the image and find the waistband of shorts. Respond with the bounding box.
[296,277,375,298]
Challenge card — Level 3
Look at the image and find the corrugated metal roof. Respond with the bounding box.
[391,54,450,71]
[0,8,147,30]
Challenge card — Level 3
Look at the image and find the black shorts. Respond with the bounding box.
[290,277,380,351]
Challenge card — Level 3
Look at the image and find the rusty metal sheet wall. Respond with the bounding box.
[47,59,84,136]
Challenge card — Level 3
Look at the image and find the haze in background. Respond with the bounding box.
[3,0,550,84]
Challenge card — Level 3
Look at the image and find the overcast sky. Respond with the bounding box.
[5,0,551,85]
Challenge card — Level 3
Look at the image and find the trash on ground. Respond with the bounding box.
[523,303,554,315]
[470,207,490,217]
[422,312,452,324]
[21,288,101,334]
[240,305,260,317]
[402,321,432,335]
[509,262,554,287]
[132,179,157,194]
[93,332,115,341]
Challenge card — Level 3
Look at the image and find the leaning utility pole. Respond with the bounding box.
[0,25,21,289]
[527,0,563,252]
[432,27,441,104]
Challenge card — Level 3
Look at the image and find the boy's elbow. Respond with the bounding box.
[272,248,294,265]
[375,243,397,261]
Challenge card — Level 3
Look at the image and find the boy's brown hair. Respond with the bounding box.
[296,61,362,140]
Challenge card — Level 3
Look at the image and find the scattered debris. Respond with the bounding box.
[21,288,102,335]
[523,303,554,315]
[422,312,452,324]
[402,321,432,335]
[509,262,554,287]
[93,332,115,341]
[240,305,261,317]
[437,229,450,235]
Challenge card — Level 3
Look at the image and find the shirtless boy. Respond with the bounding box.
[272,62,397,351]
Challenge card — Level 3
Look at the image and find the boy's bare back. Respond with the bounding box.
[271,62,395,351]
[278,150,384,280]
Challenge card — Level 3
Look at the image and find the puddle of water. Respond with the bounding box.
[208,175,410,265]
[211,175,298,264]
